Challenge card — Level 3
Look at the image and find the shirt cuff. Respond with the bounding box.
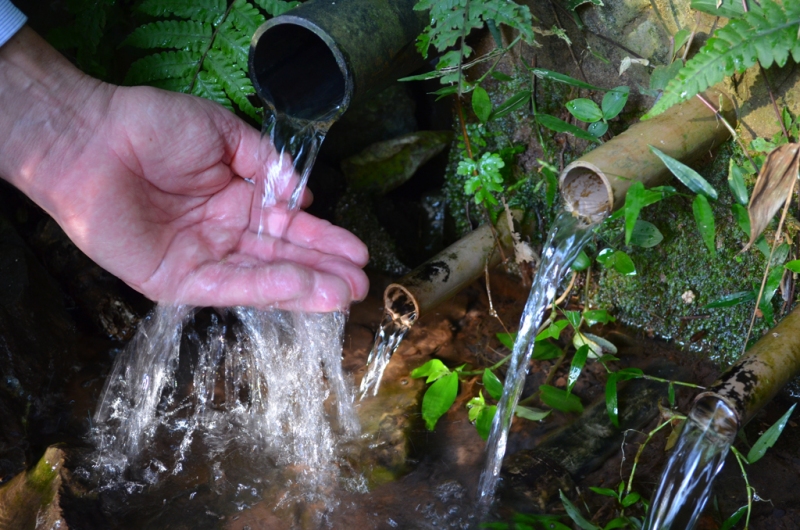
[0,1,26,49]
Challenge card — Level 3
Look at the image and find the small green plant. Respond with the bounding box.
[564,86,630,138]
[121,0,300,121]
[645,0,800,119]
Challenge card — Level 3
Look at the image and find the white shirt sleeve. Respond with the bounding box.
[0,1,26,48]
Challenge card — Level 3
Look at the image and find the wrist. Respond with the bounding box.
[0,26,115,217]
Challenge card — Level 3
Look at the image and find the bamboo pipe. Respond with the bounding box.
[383,211,529,325]
[559,90,736,221]
[697,304,800,429]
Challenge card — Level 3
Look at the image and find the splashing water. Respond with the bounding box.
[477,210,600,508]
[643,396,739,530]
[91,104,361,518]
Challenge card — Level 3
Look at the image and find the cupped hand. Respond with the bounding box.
[47,85,369,312]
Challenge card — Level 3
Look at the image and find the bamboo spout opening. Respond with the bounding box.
[560,162,613,222]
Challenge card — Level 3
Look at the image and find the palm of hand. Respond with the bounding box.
[55,86,368,312]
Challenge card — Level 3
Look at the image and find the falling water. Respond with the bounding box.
[91,104,362,518]
[477,210,600,508]
[643,396,739,530]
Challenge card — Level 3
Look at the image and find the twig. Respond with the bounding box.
[695,93,759,173]
[759,63,790,141]
[742,175,798,354]
[548,0,587,82]
[554,271,578,307]
[485,260,511,336]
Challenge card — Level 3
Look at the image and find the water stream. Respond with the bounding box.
[477,210,600,508]
[642,395,739,530]
[89,105,364,523]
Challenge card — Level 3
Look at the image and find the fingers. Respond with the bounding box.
[173,260,367,312]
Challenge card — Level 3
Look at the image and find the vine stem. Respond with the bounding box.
[624,416,684,497]
[731,446,754,529]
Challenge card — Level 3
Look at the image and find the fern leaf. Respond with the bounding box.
[192,71,234,112]
[230,0,266,37]
[124,50,199,85]
[214,18,250,66]
[646,0,800,118]
[203,50,260,121]
[149,77,193,93]
[124,20,212,52]
[252,0,300,17]
[137,0,226,24]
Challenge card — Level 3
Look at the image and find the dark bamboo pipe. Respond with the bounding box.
[248,0,428,122]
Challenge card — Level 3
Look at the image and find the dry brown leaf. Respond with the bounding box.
[745,142,800,251]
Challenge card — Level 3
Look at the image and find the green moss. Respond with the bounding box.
[593,140,786,367]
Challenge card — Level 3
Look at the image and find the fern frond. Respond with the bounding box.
[149,77,193,93]
[204,51,259,121]
[123,20,212,52]
[124,50,198,85]
[646,0,800,118]
[192,71,234,112]
[230,0,266,37]
[252,0,300,17]
[214,18,250,66]
[137,0,227,24]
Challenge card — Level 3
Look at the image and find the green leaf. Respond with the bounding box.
[490,90,531,120]
[138,0,227,23]
[532,340,563,360]
[785,259,800,273]
[630,220,664,247]
[496,332,516,350]
[589,486,619,498]
[560,490,600,530]
[747,403,796,463]
[598,249,637,275]
[483,369,504,401]
[731,203,751,238]
[673,28,693,58]
[214,18,250,66]
[571,250,591,271]
[693,194,717,255]
[583,309,616,327]
[624,181,673,244]
[191,70,232,111]
[588,121,609,137]
[537,114,601,143]
[720,505,748,530]
[565,310,583,330]
[229,0,266,36]
[704,291,755,308]
[491,71,515,82]
[530,68,608,91]
[601,86,630,120]
[252,0,301,16]
[621,492,641,507]
[421,372,459,430]
[567,345,590,394]
[467,391,486,422]
[603,518,630,530]
[203,49,259,121]
[398,70,441,82]
[668,382,676,407]
[411,359,452,383]
[515,406,551,421]
[472,86,493,123]
[649,145,718,199]
[645,2,800,118]
[728,160,750,205]
[540,385,584,413]
[535,320,570,342]
[475,405,497,440]
[605,372,620,427]
[124,50,198,85]
[690,0,745,18]
[124,20,212,52]
[566,98,603,123]
[649,61,683,91]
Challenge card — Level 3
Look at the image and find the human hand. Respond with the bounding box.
[0,28,368,312]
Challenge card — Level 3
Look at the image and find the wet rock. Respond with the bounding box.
[29,219,145,341]
[342,131,454,195]
[322,83,418,161]
[0,446,68,529]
